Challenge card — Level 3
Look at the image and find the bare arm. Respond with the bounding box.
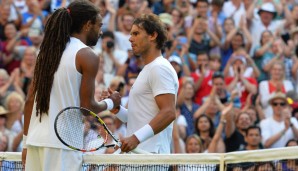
[239,76,257,95]
[254,39,274,57]
[225,107,236,138]
[150,94,177,134]
[208,103,233,153]
[22,82,35,165]
[76,48,121,113]
[207,29,221,48]
[106,0,117,32]
[222,28,237,50]
[292,59,298,80]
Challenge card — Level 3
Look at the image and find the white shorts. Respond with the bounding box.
[26,146,83,171]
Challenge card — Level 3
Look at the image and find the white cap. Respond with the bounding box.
[159,13,173,26]
[258,3,276,15]
[232,55,247,65]
[168,55,182,66]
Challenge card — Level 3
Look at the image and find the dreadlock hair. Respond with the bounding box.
[32,0,99,121]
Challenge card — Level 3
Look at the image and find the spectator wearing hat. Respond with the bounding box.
[246,2,291,55]
[260,92,298,148]
[159,13,175,40]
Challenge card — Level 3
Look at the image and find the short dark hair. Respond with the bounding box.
[211,0,224,7]
[196,0,209,5]
[285,139,298,147]
[212,71,224,80]
[133,14,168,50]
[102,31,115,40]
[245,125,261,136]
[197,51,209,58]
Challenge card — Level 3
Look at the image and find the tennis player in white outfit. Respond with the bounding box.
[112,13,179,154]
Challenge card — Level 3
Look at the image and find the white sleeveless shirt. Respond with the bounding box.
[27,37,87,149]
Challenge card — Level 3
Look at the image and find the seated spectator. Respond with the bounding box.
[185,134,204,153]
[225,54,258,107]
[117,48,144,82]
[2,22,28,74]
[225,111,253,152]
[0,132,9,151]
[193,87,223,128]
[0,1,22,40]
[187,17,221,56]
[189,52,213,105]
[100,31,128,86]
[239,125,263,151]
[259,61,294,118]
[194,113,225,153]
[285,139,298,147]
[4,91,24,134]
[254,162,276,171]
[169,8,185,38]
[253,30,275,82]
[260,92,298,148]
[224,48,260,78]
[221,16,252,70]
[211,71,241,107]
[0,69,25,105]
[14,46,37,95]
[177,79,199,137]
[0,106,17,151]
[209,55,221,72]
[246,2,291,56]
[21,0,48,34]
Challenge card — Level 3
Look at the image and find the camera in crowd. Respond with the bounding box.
[106,41,114,49]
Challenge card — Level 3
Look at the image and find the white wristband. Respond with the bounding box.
[134,124,154,143]
[103,98,114,110]
[115,106,128,123]
[23,135,27,149]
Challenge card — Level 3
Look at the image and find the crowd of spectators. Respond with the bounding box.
[0,0,298,158]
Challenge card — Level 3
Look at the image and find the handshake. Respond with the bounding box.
[100,88,122,112]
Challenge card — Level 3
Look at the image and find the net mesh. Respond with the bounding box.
[1,147,298,171]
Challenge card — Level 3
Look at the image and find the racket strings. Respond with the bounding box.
[56,108,107,151]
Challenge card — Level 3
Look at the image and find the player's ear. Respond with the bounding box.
[84,20,93,32]
[149,32,158,41]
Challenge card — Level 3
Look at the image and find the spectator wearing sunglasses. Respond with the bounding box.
[260,92,298,149]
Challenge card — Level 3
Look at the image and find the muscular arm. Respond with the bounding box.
[23,83,35,136]
[150,94,176,134]
[76,48,120,113]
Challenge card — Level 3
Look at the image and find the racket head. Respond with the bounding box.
[54,106,109,152]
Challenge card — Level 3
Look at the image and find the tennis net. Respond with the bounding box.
[1,147,297,171]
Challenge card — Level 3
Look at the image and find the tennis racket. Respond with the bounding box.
[54,106,148,154]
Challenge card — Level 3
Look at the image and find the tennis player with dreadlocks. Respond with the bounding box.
[21,1,121,170]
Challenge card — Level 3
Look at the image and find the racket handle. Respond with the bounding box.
[131,148,151,154]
